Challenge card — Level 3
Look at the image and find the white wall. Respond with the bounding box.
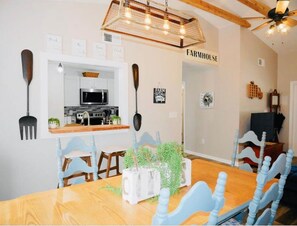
[277,50,297,151]
[239,29,278,135]
[0,0,183,200]
[182,25,241,163]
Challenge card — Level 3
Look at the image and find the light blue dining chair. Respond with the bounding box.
[231,130,266,173]
[246,149,294,225]
[132,131,161,150]
[223,149,294,226]
[56,136,98,188]
[152,171,227,225]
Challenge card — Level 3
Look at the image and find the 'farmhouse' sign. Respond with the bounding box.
[185,48,219,65]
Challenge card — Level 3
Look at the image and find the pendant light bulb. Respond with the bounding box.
[145,13,151,25]
[124,0,131,18]
[163,0,169,30]
[163,20,169,30]
[145,25,150,30]
[144,1,151,25]
[57,63,63,73]
[124,7,132,18]
[180,24,186,35]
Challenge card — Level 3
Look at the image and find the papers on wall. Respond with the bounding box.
[93,42,106,60]
[46,34,62,54]
[112,46,124,61]
[72,39,86,57]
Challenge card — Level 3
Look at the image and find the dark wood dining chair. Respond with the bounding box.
[152,171,227,225]
[231,130,266,173]
[56,136,98,188]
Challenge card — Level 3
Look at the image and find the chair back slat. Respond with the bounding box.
[238,131,262,146]
[133,131,161,150]
[152,172,227,225]
[231,130,266,173]
[237,147,259,164]
[239,163,254,172]
[63,158,95,178]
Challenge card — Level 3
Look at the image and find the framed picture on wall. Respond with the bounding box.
[153,88,166,104]
[200,91,214,108]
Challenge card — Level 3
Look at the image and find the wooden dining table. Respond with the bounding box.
[0,158,275,225]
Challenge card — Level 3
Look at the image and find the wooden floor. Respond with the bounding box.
[186,154,297,225]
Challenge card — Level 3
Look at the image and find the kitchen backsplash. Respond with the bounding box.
[64,106,119,116]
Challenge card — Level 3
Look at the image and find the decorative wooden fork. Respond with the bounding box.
[19,49,37,140]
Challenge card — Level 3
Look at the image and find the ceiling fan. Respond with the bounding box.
[244,0,297,32]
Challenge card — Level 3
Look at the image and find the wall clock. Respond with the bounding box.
[200,92,214,108]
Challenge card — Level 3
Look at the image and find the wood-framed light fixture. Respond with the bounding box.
[101,0,206,48]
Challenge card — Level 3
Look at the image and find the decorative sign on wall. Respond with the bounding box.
[185,48,219,65]
[153,88,166,104]
[247,81,263,99]
[200,92,214,108]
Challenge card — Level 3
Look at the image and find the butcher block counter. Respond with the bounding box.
[49,124,130,134]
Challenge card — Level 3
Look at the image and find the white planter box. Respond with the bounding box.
[122,158,191,205]
[122,167,161,205]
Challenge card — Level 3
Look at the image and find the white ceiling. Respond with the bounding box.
[175,0,297,54]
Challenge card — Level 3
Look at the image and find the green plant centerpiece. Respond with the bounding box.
[48,118,60,128]
[124,142,184,195]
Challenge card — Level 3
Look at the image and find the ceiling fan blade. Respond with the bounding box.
[242,16,268,20]
[252,20,273,31]
[282,17,297,27]
[276,0,290,14]
[288,9,297,16]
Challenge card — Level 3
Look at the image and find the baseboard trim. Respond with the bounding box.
[185,150,232,165]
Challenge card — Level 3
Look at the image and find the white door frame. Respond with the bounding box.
[289,81,297,153]
[182,81,186,147]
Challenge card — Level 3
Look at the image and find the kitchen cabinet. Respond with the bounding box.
[80,77,108,89]
[64,76,80,106]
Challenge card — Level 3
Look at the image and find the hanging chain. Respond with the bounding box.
[165,0,168,12]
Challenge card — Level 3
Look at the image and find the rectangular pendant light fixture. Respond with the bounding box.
[101,0,206,48]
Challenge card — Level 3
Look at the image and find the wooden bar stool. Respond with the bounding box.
[97,146,127,178]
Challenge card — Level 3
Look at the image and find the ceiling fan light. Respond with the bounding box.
[267,28,274,35]
[277,23,285,31]
[281,26,288,33]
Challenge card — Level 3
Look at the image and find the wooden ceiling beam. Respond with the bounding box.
[236,0,271,16]
[180,0,251,28]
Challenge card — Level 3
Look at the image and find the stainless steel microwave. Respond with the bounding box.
[80,88,108,105]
